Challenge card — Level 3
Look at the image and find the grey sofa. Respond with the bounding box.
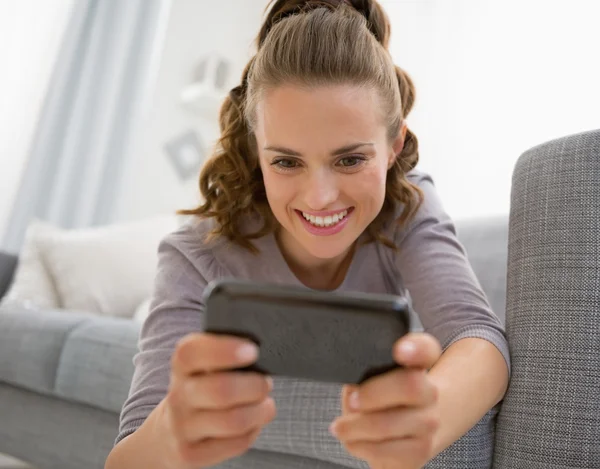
[0,129,598,469]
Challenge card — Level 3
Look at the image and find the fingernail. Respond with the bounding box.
[349,391,360,410]
[266,376,274,391]
[237,343,259,361]
[329,421,339,437]
[397,340,416,358]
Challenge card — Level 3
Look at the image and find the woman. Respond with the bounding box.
[106,1,509,468]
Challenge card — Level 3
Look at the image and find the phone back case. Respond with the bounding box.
[203,280,410,384]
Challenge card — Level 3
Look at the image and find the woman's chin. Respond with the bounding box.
[299,237,354,260]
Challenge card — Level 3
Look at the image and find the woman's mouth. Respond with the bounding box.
[295,208,354,236]
[301,209,349,227]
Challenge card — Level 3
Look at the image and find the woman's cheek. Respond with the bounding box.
[264,173,294,210]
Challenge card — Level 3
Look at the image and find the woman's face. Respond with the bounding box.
[254,84,405,262]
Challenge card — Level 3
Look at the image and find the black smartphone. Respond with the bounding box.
[202,279,411,384]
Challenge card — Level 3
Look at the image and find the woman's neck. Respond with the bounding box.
[275,227,356,291]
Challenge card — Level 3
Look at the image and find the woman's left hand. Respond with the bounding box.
[330,333,443,469]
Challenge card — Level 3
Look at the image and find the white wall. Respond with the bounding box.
[0,0,75,236]
[114,0,269,222]
[381,0,600,219]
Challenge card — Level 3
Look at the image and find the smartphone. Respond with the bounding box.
[202,279,411,384]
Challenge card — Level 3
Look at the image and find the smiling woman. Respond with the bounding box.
[106,2,510,469]
[257,85,405,264]
[179,1,422,260]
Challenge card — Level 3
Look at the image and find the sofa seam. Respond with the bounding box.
[52,317,95,394]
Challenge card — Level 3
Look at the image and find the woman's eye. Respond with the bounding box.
[273,158,298,169]
[338,156,365,167]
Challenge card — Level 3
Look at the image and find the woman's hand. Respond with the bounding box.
[159,333,277,469]
[330,333,442,469]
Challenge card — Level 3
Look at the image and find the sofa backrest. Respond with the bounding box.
[494,129,600,468]
[456,216,509,325]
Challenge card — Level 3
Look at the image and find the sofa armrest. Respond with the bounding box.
[494,129,600,468]
[0,251,18,300]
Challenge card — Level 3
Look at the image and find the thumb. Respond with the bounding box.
[340,384,360,415]
[394,332,442,369]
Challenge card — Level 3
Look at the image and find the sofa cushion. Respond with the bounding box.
[35,216,178,318]
[0,304,89,394]
[1,221,61,309]
[0,303,140,414]
[54,315,139,413]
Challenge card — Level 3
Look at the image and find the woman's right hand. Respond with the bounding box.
[159,332,276,469]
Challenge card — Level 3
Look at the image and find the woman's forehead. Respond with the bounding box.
[255,84,387,142]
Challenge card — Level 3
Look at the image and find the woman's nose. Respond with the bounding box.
[302,169,339,210]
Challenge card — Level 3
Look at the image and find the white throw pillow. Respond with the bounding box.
[133,297,152,323]
[36,216,179,318]
[2,220,61,309]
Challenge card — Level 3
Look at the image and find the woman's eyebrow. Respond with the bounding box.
[263,142,375,157]
[331,142,375,156]
[263,145,302,156]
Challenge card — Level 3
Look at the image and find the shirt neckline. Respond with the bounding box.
[265,229,368,292]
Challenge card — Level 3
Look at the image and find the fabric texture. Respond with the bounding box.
[0,303,89,395]
[0,382,118,469]
[1,0,166,255]
[34,216,178,318]
[493,129,600,468]
[0,251,18,300]
[0,303,140,414]
[53,314,139,413]
[455,217,508,325]
[132,297,152,323]
[2,220,61,309]
[117,170,509,468]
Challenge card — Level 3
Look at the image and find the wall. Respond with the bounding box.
[114,0,269,222]
[0,0,75,236]
[381,0,600,219]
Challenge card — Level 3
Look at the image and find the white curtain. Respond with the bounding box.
[1,0,172,253]
[0,0,76,239]
[382,0,600,219]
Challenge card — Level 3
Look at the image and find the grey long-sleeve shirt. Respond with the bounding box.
[116,170,509,468]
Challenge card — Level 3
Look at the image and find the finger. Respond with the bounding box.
[178,397,276,441]
[181,372,273,410]
[341,385,360,415]
[351,368,438,412]
[343,436,433,468]
[393,333,442,369]
[172,333,259,376]
[174,426,262,468]
[331,407,439,443]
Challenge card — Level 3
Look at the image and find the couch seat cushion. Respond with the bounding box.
[0,303,140,413]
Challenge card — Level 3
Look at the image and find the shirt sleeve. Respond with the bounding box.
[115,234,209,445]
[393,171,510,372]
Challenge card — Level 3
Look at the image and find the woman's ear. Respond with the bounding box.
[388,121,408,169]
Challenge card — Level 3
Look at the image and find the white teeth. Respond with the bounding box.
[301,209,349,227]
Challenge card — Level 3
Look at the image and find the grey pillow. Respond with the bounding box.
[0,251,18,300]
[494,129,600,468]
